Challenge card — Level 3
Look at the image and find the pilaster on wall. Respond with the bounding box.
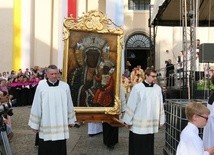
[21,0,32,70]
[77,0,86,17]
[52,0,60,68]
[34,0,52,67]
[87,0,99,11]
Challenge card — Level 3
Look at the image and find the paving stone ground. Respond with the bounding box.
[2,106,165,155]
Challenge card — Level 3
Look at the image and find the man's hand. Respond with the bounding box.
[205,147,214,155]
[68,123,81,128]
[124,122,132,129]
[32,129,38,133]
[68,124,75,128]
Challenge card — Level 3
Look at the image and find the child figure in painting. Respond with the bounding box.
[93,60,114,107]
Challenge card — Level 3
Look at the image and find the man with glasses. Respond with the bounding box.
[176,102,214,155]
[123,68,165,155]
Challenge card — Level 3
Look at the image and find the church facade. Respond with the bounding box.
[1,0,214,76]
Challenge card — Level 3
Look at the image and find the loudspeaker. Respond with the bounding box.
[199,43,214,63]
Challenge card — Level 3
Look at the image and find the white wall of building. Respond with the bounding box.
[155,26,214,71]
[77,0,87,17]
[123,0,150,38]
[1,1,214,74]
[34,0,52,67]
[0,1,13,72]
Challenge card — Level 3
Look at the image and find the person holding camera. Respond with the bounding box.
[0,90,14,142]
[28,65,76,155]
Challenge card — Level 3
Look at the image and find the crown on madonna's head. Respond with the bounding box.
[75,35,111,66]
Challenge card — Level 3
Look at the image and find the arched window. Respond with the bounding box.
[128,0,150,10]
[126,33,152,49]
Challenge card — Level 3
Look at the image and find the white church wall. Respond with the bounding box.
[0,1,13,73]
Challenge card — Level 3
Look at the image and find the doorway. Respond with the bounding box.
[126,49,149,70]
[125,32,153,72]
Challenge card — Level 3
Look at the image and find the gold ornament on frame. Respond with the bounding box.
[62,10,123,123]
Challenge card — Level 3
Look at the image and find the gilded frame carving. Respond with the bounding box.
[62,10,123,121]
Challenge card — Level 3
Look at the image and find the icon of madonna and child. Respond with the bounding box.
[69,40,116,107]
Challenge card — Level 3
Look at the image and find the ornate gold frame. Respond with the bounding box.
[62,10,123,122]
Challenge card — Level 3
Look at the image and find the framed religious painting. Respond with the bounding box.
[62,10,123,124]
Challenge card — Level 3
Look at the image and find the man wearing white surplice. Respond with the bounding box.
[123,68,165,155]
[28,65,76,155]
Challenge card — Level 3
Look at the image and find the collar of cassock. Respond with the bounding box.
[46,79,59,87]
[143,81,154,87]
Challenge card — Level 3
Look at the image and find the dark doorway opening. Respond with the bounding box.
[126,49,149,71]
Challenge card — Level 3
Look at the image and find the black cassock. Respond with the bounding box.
[102,122,118,149]
[38,139,66,155]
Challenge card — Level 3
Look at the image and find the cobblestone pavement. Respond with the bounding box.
[6,106,165,155]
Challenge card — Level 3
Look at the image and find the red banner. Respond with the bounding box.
[68,0,76,18]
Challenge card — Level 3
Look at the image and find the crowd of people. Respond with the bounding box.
[1,63,214,155]
[0,66,50,143]
[0,66,57,107]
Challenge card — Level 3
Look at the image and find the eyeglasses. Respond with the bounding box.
[196,114,209,121]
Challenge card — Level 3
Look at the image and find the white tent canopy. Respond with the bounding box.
[151,0,214,26]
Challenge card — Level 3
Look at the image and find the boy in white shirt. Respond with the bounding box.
[176,102,214,155]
